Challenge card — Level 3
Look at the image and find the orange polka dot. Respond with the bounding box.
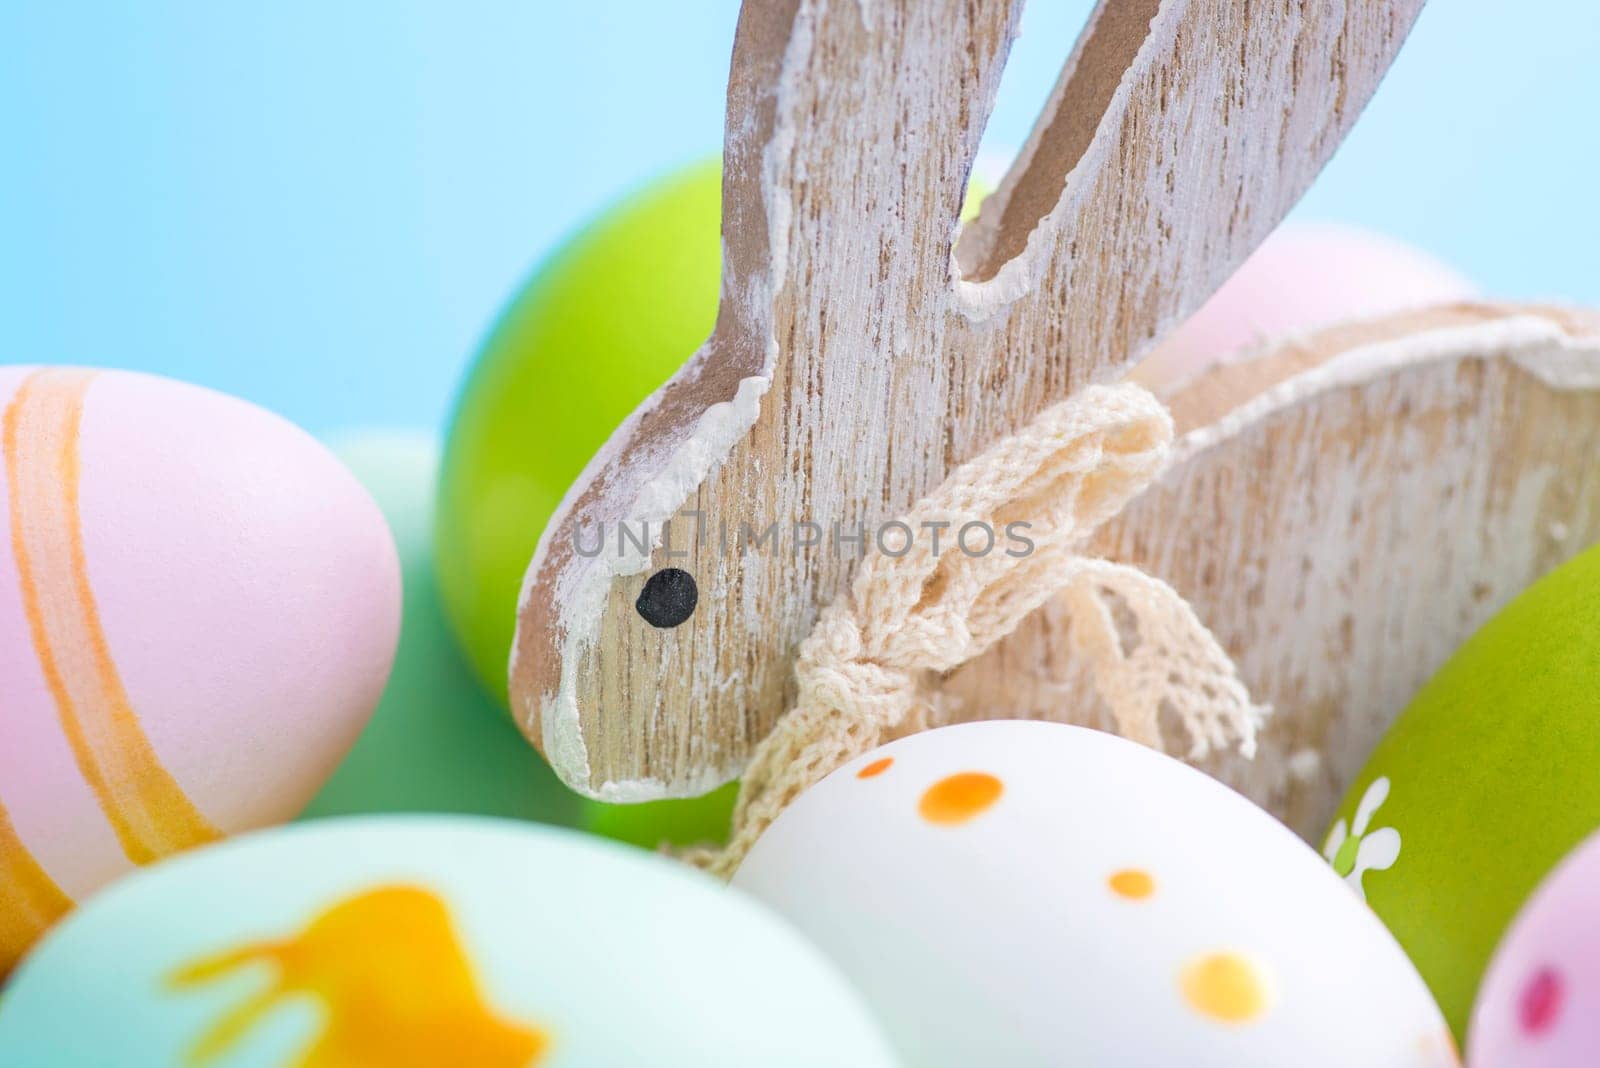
[918,772,1002,825]
[1108,869,1155,899]
[1180,952,1273,1024]
[857,757,893,779]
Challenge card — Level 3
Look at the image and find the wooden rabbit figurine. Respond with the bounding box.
[510,0,1600,830]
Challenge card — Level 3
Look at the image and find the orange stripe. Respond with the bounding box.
[4,368,220,865]
[0,798,73,975]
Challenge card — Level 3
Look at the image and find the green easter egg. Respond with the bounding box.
[300,432,581,827]
[583,781,741,850]
[1323,540,1600,1042]
[437,159,723,703]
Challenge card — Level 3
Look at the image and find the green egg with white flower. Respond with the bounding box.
[1324,539,1600,1045]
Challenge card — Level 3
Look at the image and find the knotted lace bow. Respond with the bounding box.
[685,382,1266,878]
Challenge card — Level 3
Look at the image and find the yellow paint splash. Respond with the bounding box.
[1180,951,1274,1025]
[1107,868,1155,900]
[170,884,548,1067]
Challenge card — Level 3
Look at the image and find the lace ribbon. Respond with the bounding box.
[684,382,1266,878]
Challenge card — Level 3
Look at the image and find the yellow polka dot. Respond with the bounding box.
[918,773,1003,825]
[1108,869,1155,899]
[857,757,893,779]
[1180,952,1273,1024]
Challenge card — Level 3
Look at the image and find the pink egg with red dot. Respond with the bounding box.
[1470,829,1600,1065]
[1138,222,1476,387]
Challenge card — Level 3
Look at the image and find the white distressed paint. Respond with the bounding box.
[509,0,1430,800]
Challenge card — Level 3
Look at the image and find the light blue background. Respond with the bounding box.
[3,2,1596,435]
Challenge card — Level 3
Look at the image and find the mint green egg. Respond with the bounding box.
[298,432,581,827]
[1323,540,1600,1043]
[0,818,899,1067]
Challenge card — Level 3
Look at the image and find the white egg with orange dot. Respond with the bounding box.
[731,720,1456,1067]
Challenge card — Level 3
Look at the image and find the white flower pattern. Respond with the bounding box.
[1323,776,1401,901]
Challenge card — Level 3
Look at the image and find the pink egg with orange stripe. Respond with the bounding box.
[0,366,400,974]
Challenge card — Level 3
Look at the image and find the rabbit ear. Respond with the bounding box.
[717,0,1021,325]
[513,0,1422,802]
[954,0,1427,372]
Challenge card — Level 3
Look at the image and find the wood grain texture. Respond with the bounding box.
[512,0,1424,799]
[945,303,1600,840]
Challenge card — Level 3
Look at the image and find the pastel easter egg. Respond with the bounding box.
[297,432,580,827]
[1470,829,1600,1065]
[1323,540,1600,1042]
[0,817,899,1067]
[0,367,399,974]
[1137,222,1475,387]
[436,159,723,702]
[732,721,1454,1067]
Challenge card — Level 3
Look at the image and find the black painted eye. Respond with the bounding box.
[636,568,698,628]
